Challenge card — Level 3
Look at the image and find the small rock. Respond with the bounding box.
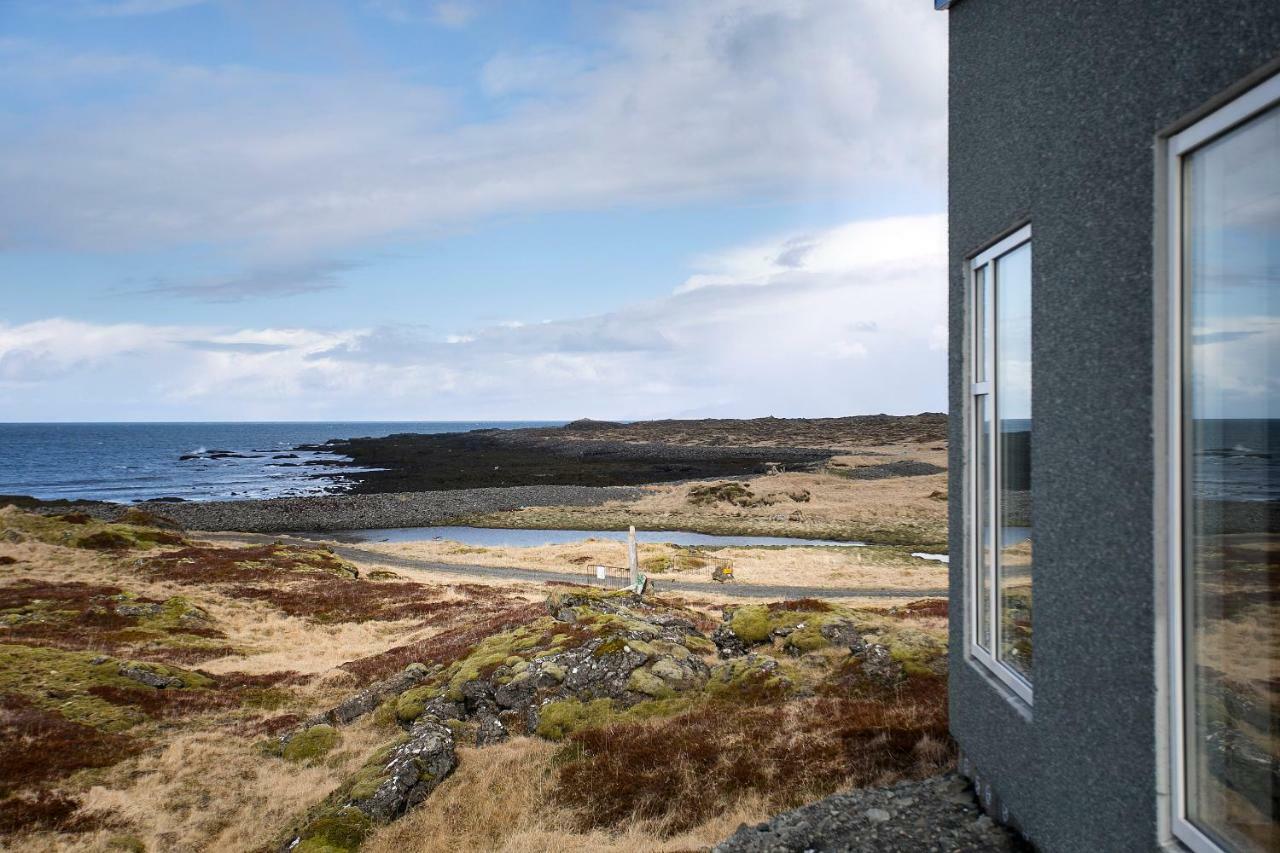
[118,663,183,689]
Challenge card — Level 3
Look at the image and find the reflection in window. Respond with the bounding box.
[996,244,1032,677]
[969,228,1032,695]
[1182,98,1279,852]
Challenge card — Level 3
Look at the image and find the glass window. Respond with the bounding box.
[1175,82,1279,853]
[996,244,1033,678]
[969,226,1033,698]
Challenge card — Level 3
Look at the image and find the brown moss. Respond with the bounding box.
[886,598,949,620]
[767,598,835,614]
[340,601,542,685]
[76,530,137,550]
[553,689,951,836]
[116,508,183,530]
[142,541,506,624]
[0,580,229,661]
[0,790,106,835]
[0,693,143,796]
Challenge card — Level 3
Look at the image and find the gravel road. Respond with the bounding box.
[196,532,947,600]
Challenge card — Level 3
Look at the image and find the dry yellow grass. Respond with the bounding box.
[363,737,774,853]
[1,509,951,852]
[352,535,946,592]
[628,465,946,527]
[0,535,453,682]
[466,444,949,548]
[33,716,391,852]
[0,529,515,850]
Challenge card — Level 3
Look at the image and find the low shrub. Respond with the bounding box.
[0,693,143,796]
[0,790,101,835]
[553,690,951,836]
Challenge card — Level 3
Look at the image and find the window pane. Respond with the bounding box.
[976,392,994,650]
[1183,102,1280,852]
[996,242,1033,678]
[975,265,989,383]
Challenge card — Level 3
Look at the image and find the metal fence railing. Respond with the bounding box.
[584,563,634,590]
[579,550,737,588]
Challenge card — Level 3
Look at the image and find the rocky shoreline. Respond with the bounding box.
[309,429,836,493]
[4,414,952,535]
[8,486,647,534]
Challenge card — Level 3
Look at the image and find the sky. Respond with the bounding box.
[0,0,949,422]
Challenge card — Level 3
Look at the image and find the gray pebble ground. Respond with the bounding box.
[79,485,646,533]
[714,774,1029,853]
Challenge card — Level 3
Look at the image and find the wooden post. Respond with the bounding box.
[628,525,639,589]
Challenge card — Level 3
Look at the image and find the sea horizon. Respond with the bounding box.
[0,421,565,504]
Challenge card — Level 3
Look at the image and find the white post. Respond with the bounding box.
[628,525,639,589]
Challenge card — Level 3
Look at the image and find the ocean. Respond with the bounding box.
[1192,418,1280,502]
[0,422,560,504]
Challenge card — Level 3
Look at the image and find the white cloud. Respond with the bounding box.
[0,214,946,419]
[1191,315,1280,418]
[0,1,946,264]
[134,259,355,302]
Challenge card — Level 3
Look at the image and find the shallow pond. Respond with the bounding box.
[326,525,867,549]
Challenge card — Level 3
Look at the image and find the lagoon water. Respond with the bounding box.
[328,525,867,549]
[0,422,559,503]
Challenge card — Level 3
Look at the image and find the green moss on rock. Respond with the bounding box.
[295,806,372,853]
[729,606,775,644]
[0,643,209,731]
[395,685,435,722]
[783,623,830,653]
[627,667,675,698]
[283,724,340,763]
[535,698,616,740]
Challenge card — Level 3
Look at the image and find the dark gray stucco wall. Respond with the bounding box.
[946,3,1280,851]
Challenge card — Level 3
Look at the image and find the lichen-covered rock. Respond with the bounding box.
[352,717,457,822]
[474,712,507,746]
[113,600,164,619]
[117,662,186,689]
[714,604,871,659]
[708,654,792,701]
[859,643,903,686]
[284,664,435,748]
[626,667,674,698]
[819,618,866,653]
[459,677,497,714]
[560,639,649,699]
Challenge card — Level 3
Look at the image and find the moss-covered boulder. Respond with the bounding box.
[286,719,455,850]
[294,806,372,853]
[283,724,340,763]
[712,601,863,657]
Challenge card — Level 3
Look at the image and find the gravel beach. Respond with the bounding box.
[51,485,647,533]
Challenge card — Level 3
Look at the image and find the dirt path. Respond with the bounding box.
[195,532,947,600]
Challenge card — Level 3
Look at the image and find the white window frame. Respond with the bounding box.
[966,223,1034,705]
[1164,72,1280,853]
